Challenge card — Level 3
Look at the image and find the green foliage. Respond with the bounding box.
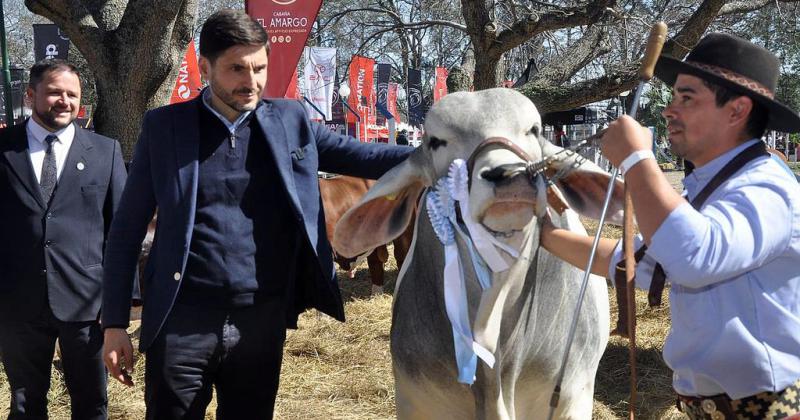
[639,81,671,141]
[777,72,800,115]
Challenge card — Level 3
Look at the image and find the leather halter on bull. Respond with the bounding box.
[465,137,587,192]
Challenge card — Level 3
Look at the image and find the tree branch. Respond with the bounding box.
[520,66,639,114]
[660,0,727,59]
[720,0,800,15]
[319,7,467,32]
[532,24,610,85]
[492,0,614,55]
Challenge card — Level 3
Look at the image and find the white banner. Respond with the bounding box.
[302,47,336,121]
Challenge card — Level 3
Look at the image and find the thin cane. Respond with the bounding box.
[546,22,667,420]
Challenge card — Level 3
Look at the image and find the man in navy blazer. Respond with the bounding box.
[102,9,412,419]
[0,60,126,419]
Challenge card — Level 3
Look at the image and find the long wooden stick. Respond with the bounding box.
[623,192,637,419]
[622,21,668,420]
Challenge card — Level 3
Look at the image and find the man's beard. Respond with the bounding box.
[215,85,260,112]
[35,107,74,130]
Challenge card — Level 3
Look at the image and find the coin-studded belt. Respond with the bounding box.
[677,378,800,420]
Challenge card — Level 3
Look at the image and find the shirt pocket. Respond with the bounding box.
[290,144,317,177]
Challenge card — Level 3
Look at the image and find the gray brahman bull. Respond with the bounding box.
[334,88,624,419]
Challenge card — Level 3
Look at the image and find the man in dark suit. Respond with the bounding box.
[101,9,412,419]
[0,60,127,419]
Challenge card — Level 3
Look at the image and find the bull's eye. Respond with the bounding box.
[428,136,447,150]
[528,125,540,137]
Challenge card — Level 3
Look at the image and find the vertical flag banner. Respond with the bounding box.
[387,82,400,122]
[33,24,70,62]
[347,55,375,130]
[376,63,391,125]
[434,67,448,102]
[169,40,202,104]
[408,68,424,127]
[303,47,336,120]
[246,0,323,98]
[330,74,345,124]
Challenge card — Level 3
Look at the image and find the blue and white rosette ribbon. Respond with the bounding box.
[426,159,521,384]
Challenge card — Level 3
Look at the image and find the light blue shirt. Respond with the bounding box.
[610,139,800,399]
[201,87,253,133]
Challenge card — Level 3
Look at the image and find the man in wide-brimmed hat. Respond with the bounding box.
[540,33,800,419]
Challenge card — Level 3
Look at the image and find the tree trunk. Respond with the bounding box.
[26,0,199,160]
[446,66,472,92]
[473,52,501,90]
[93,69,178,158]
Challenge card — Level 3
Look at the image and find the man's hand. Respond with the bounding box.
[103,328,135,386]
[600,115,653,167]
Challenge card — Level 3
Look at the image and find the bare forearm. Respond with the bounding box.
[540,226,618,277]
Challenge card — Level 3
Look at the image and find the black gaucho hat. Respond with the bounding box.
[655,32,800,133]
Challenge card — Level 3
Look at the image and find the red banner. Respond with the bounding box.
[169,40,202,104]
[285,67,301,99]
[434,67,448,102]
[347,56,375,130]
[387,82,400,122]
[246,0,323,98]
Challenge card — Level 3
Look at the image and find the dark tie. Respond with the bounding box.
[40,134,58,204]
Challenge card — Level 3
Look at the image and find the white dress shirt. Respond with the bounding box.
[609,139,800,399]
[27,117,76,183]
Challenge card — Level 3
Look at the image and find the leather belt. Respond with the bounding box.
[677,378,800,420]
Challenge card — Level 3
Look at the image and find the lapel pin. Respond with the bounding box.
[77,162,85,171]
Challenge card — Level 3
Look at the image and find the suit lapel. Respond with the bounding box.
[173,99,200,216]
[2,122,45,209]
[53,124,90,202]
[254,103,303,215]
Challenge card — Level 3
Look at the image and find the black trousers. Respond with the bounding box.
[144,299,287,420]
[0,307,107,420]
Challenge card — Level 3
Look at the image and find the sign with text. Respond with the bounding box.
[346,55,375,130]
[246,0,323,98]
[169,40,202,104]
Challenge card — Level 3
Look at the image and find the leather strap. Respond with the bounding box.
[465,137,534,188]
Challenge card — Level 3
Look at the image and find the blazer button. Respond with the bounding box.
[173,272,181,281]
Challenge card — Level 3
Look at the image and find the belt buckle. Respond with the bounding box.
[701,399,725,420]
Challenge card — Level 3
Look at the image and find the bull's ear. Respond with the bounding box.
[541,139,625,225]
[334,148,431,258]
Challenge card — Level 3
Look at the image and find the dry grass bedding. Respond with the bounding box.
[0,247,679,420]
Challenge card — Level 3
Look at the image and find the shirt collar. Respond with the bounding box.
[26,117,76,145]
[201,87,254,133]
[683,138,761,196]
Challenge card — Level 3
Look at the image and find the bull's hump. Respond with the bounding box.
[426,89,540,139]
